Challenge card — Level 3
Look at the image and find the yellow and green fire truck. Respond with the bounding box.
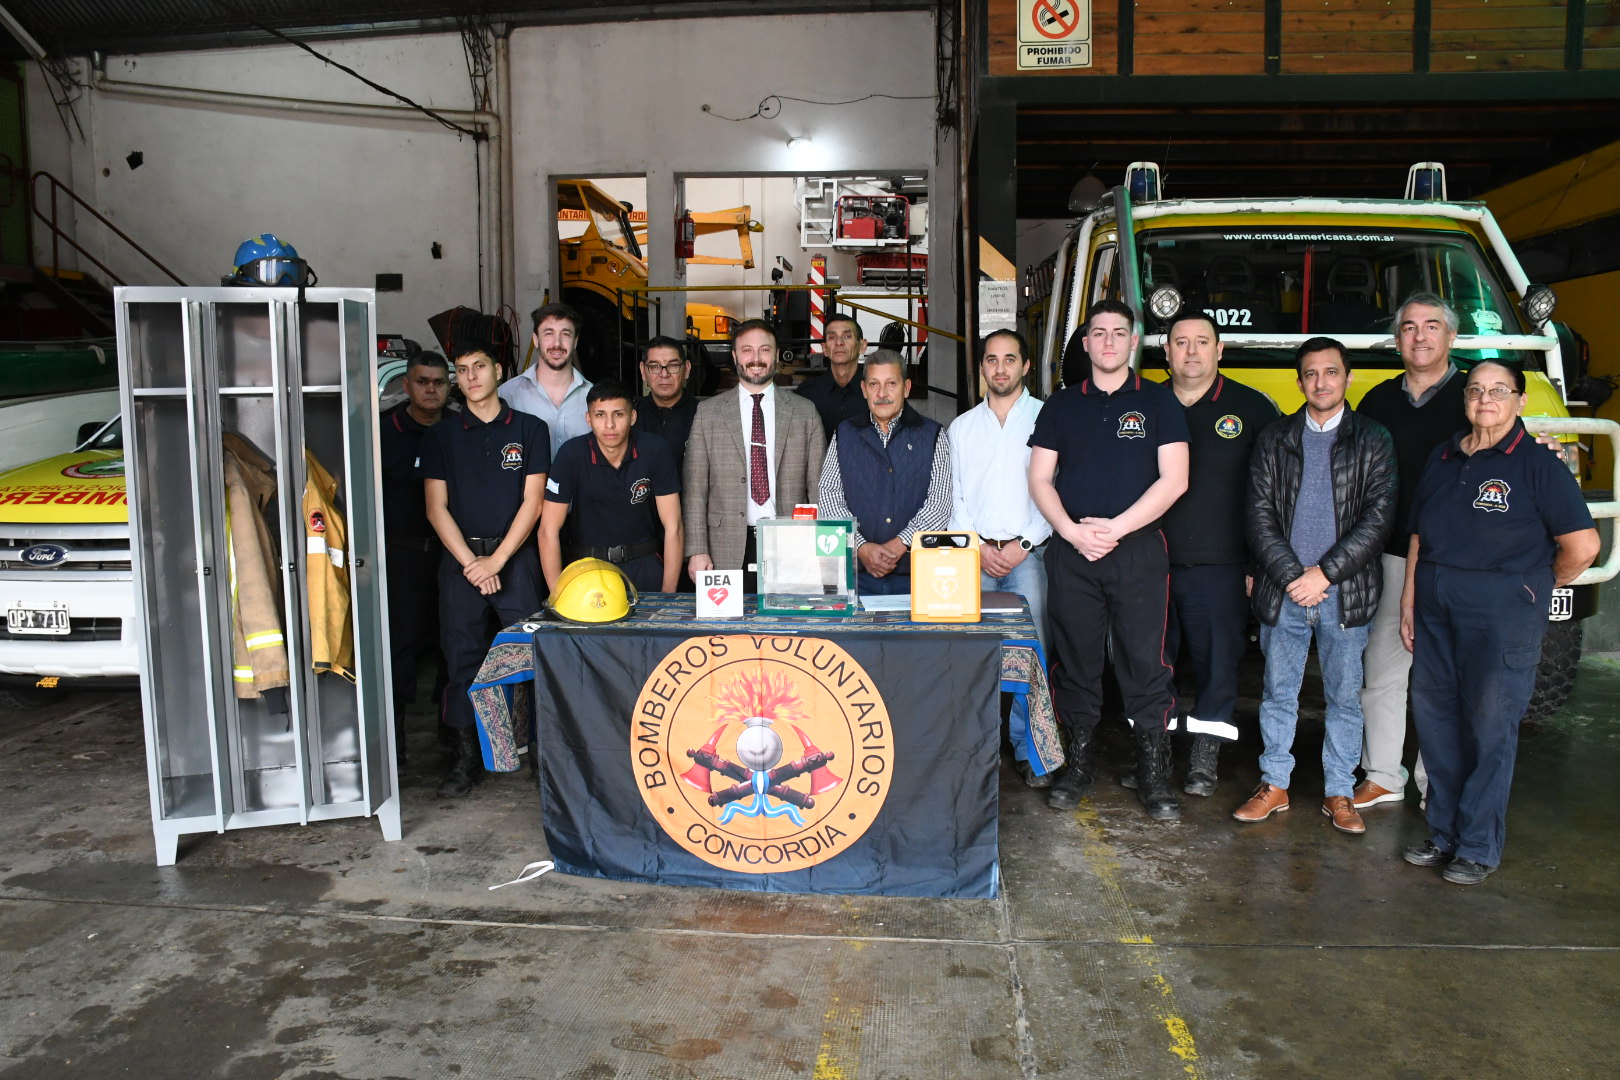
[1026,161,1616,720]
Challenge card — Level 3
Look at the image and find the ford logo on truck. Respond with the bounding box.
[20,543,69,568]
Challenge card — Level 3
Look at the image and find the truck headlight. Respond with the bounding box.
[1520,284,1556,328]
[1148,285,1183,324]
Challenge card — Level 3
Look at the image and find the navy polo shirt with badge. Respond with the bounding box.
[1162,374,1281,565]
[418,402,550,539]
[1029,371,1190,525]
[1410,420,1593,575]
[545,431,681,548]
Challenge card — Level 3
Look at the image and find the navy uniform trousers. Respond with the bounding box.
[386,539,443,715]
[1167,562,1248,742]
[1411,562,1552,868]
[439,546,544,731]
[1046,530,1178,735]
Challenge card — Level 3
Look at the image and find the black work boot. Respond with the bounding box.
[1183,734,1220,797]
[1046,728,1095,810]
[1133,726,1181,821]
[1117,764,1138,790]
[437,726,484,799]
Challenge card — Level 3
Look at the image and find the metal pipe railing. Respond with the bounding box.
[1523,415,1620,587]
[30,171,186,288]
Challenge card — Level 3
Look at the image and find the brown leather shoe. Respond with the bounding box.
[1232,783,1289,822]
[1322,796,1366,835]
[1351,779,1404,809]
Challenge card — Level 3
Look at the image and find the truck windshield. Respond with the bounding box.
[1136,226,1533,366]
[583,188,643,260]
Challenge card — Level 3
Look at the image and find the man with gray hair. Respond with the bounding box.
[818,350,951,596]
[1352,292,1465,811]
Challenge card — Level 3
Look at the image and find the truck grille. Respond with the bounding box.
[0,527,131,574]
[0,617,123,642]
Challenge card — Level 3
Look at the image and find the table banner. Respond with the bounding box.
[534,630,1001,897]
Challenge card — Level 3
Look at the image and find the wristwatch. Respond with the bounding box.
[1016,536,1033,552]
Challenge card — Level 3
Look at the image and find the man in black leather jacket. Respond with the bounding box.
[1236,337,1396,836]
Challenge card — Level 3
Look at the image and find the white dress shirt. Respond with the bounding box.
[737,382,778,525]
[947,389,1052,545]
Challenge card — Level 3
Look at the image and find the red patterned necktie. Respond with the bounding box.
[749,393,768,505]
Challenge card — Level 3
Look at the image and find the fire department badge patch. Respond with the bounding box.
[500,442,524,470]
[1117,411,1147,439]
[631,636,892,874]
[1215,414,1242,439]
[1473,479,1511,512]
[629,477,652,505]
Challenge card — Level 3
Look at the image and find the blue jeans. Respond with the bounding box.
[1257,590,1369,797]
[983,544,1049,762]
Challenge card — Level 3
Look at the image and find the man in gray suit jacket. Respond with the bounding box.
[684,320,827,590]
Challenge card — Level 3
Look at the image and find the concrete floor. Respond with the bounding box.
[2,653,1618,1080]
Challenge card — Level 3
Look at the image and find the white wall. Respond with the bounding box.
[24,10,952,396]
[27,41,487,350]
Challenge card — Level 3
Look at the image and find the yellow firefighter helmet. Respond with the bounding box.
[546,558,639,623]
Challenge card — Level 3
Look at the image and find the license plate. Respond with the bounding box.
[1549,588,1574,621]
[6,605,70,635]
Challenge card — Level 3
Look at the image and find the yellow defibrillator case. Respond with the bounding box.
[910,531,981,623]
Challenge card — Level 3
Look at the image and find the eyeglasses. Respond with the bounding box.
[1464,386,1520,401]
[643,362,687,375]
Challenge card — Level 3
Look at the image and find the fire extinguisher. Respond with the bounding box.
[676,209,696,261]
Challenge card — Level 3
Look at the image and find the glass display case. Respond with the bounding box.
[756,517,857,616]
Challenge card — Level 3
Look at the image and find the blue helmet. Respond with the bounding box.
[224,234,316,286]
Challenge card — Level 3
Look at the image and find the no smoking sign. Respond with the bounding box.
[1017,0,1091,70]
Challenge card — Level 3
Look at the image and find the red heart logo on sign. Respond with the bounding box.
[707,587,729,605]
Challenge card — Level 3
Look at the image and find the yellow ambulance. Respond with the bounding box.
[0,416,134,706]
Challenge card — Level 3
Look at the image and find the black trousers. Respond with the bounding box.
[1167,562,1248,742]
[438,546,544,730]
[385,539,443,714]
[1046,530,1176,735]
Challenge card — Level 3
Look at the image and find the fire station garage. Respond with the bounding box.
[1,2,1619,1077]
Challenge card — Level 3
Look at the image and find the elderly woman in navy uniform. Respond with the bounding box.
[1398,360,1599,885]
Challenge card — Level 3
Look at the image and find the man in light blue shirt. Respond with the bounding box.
[948,329,1053,788]
[498,301,593,458]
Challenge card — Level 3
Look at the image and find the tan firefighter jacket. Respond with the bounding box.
[302,450,355,682]
[222,434,290,698]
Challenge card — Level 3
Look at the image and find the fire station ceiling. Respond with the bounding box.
[0,1,928,58]
[1013,100,1620,217]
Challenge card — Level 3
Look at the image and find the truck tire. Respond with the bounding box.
[1525,620,1582,725]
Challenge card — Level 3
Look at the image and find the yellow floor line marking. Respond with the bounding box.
[1074,803,1208,1078]
[813,991,861,1080]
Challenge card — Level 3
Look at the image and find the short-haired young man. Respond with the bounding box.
[539,379,683,594]
[499,301,592,458]
[1029,300,1189,819]
[683,319,825,592]
[421,346,550,798]
[949,329,1052,786]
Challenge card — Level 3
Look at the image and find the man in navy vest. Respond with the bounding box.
[817,350,952,595]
